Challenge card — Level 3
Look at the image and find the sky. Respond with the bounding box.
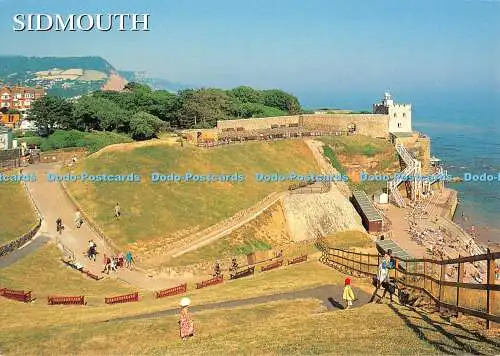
[0,0,499,107]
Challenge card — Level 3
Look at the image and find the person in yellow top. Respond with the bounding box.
[343,277,356,309]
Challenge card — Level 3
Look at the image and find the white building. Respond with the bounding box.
[373,92,412,134]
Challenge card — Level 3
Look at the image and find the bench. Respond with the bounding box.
[0,288,33,303]
[105,292,139,305]
[261,259,283,272]
[84,270,103,281]
[196,275,224,289]
[230,266,255,280]
[155,283,187,299]
[48,295,86,305]
[287,255,308,265]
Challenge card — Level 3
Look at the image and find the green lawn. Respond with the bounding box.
[2,249,499,355]
[2,296,499,355]
[0,244,135,304]
[319,135,393,157]
[66,140,320,250]
[0,180,38,245]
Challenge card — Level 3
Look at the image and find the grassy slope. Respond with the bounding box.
[66,140,319,249]
[324,230,375,250]
[0,181,37,245]
[1,247,499,355]
[319,135,393,157]
[320,135,396,195]
[0,244,135,303]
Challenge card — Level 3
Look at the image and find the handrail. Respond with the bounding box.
[318,241,500,328]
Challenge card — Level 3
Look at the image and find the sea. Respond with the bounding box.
[300,90,500,245]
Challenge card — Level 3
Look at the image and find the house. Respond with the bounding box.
[0,85,46,118]
[0,112,21,128]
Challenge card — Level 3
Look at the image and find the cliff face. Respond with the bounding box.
[282,186,365,242]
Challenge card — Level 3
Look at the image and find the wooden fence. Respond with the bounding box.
[316,241,500,329]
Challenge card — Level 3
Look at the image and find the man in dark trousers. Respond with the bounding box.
[114,203,121,220]
[56,217,63,234]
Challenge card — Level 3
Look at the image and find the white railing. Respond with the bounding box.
[389,143,421,208]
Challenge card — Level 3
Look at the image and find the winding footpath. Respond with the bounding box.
[105,284,370,323]
[22,163,182,291]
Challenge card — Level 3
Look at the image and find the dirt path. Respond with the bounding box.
[24,163,182,291]
[104,284,371,323]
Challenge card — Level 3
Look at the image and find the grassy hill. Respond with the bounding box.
[0,55,117,97]
[1,248,499,355]
[66,140,320,251]
[0,180,38,245]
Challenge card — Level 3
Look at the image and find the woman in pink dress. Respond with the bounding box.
[179,297,194,340]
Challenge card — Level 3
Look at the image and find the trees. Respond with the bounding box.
[72,96,130,132]
[129,111,164,140]
[26,83,303,140]
[176,88,230,128]
[228,86,263,104]
[28,96,73,135]
[262,89,301,114]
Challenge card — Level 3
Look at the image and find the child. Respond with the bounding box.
[179,297,194,340]
[343,277,356,309]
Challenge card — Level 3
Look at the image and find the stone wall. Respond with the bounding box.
[0,219,41,258]
[0,182,42,258]
[216,114,389,138]
[217,116,300,131]
[302,114,389,138]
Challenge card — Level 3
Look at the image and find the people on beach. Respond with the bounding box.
[179,297,194,340]
[75,210,83,228]
[114,203,121,220]
[342,277,356,309]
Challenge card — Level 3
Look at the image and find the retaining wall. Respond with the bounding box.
[0,182,42,258]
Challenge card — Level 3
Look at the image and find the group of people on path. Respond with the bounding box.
[101,251,135,274]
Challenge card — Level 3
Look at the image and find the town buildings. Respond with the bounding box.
[0,85,46,118]
[0,112,21,128]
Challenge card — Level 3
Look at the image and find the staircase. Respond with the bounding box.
[388,143,422,208]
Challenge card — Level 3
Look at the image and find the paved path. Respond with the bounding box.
[104,284,371,323]
[23,163,182,291]
[0,235,50,269]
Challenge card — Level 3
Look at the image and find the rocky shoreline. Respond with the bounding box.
[406,187,493,283]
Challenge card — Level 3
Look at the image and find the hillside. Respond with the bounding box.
[65,140,320,253]
[0,55,123,97]
[0,180,38,245]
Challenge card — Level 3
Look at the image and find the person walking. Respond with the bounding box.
[179,297,194,341]
[56,217,63,234]
[75,210,83,228]
[114,203,121,220]
[125,251,134,268]
[342,277,356,309]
